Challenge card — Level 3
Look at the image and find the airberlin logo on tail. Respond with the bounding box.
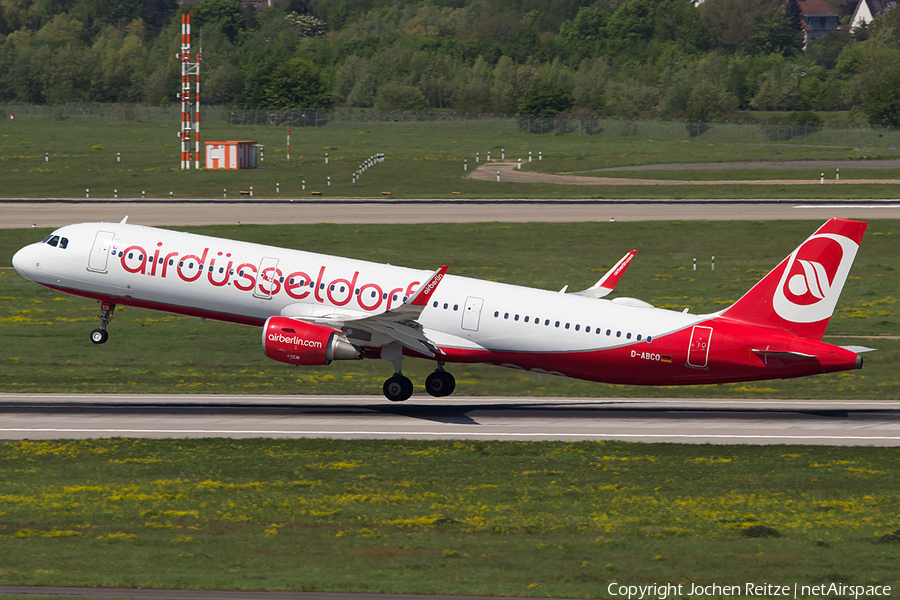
[773,233,858,324]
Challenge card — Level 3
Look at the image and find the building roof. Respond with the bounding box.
[798,1,838,16]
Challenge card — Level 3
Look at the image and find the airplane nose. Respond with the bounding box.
[12,244,37,279]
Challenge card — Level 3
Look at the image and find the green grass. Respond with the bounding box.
[2,121,900,199]
[1,221,898,398]
[0,438,898,596]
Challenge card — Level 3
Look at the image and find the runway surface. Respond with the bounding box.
[2,200,900,228]
[2,394,899,446]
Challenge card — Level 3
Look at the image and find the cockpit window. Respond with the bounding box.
[59,237,69,249]
[47,235,60,247]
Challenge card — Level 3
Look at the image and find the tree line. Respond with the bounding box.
[1,0,899,126]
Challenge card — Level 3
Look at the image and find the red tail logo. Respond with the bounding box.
[773,233,858,324]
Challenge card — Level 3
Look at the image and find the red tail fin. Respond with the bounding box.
[720,219,867,340]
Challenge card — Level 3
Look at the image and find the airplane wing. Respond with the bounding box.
[571,250,637,299]
[282,265,450,358]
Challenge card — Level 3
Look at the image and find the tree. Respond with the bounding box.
[863,66,900,127]
[517,81,573,115]
[189,0,246,44]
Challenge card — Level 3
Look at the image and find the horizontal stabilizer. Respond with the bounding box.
[752,348,818,366]
[840,345,876,354]
[572,250,637,299]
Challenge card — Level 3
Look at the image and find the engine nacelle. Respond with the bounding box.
[263,317,360,366]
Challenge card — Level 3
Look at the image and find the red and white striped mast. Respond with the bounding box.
[180,13,191,169]
[179,14,201,170]
[192,27,202,169]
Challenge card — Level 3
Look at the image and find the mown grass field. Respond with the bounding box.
[2,120,900,199]
[1,220,898,398]
[0,438,898,597]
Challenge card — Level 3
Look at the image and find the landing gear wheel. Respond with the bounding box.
[90,328,109,344]
[425,370,456,397]
[383,375,413,402]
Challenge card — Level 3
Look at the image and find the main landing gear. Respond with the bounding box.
[380,343,456,402]
[90,301,115,345]
[382,368,456,402]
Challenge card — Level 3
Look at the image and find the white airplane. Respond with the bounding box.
[12,218,870,401]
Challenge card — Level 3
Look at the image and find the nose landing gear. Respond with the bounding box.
[90,301,115,345]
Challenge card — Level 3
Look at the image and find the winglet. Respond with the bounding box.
[408,265,449,307]
[572,250,637,299]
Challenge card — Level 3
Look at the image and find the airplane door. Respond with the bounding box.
[87,230,116,273]
[253,257,280,299]
[461,296,484,331]
[687,325,712,368]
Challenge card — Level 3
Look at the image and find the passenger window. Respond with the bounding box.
[47,236,60,247]
[320,283,325,289]
[565,323,570,329]
[626,333,632,339]
[504,313,509,319]
[128,252,134,259]
[647,336,653,343]
[453,304,458,311]
[59,237,69,249]
[555,321,560,327]
[606,329,611,336]
[435,302,440,308]
[636,334,642,341]
[330,284,335,291]
[585,326,591,333]
[494,310,499,317]
[545,319,550,326]
[617,331,621,337]
[373,291,378,298]
[524,316,529,323]
[575,324,580,331]
[514,314,519,321]
[444,303,449,309]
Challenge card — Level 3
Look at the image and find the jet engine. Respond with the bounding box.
[263,317,360,366]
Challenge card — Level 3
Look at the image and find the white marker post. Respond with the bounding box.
[117,152,120,163]
[223,188,226,198]
[169,191,173,198]
[693,258,696,271]
[45,152,48,162]
[250,186,253,197]
[476,152,479,163]
[487,151,491,162]
[325,152,329,164]
[86,188,89,199]
[837,168,840,180]
[821,172,824,184]
[302,180,306,191]
[518,158,522,170]
[327,176,331,186]
[277,183,280,193]
[142,191,145,199]
[711,256,715,271]
[539,151,542,161]
[502,148,505,160]
[497,171,500,182]
[114,189,117,198]
[464,159,467,171]
[529,151,532,162]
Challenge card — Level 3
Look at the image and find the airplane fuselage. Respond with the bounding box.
[12,221,863,394]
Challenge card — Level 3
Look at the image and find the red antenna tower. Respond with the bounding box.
[180,14,201,169]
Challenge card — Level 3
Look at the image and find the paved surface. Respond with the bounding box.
[579,159,900,172]
[1,394,898,446]
[468,161,900,185]
[3,201,900,229]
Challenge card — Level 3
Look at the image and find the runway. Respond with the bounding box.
[2,394,899,446]
[2,200,900,228]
